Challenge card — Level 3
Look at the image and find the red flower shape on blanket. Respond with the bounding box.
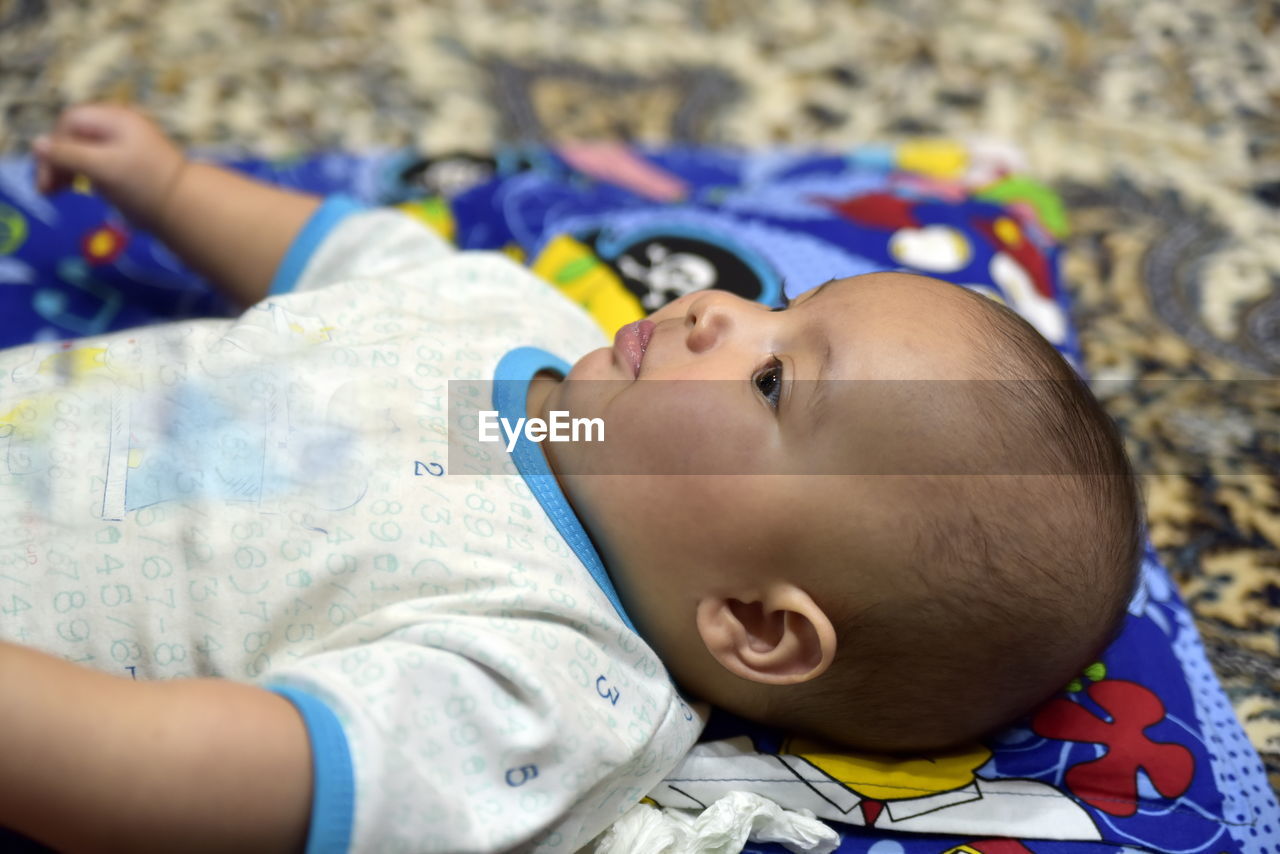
[1031,680,1194,816]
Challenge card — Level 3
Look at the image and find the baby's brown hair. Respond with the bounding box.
[762,288,1144,754]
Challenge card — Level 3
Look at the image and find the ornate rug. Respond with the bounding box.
[0,0,1276,791]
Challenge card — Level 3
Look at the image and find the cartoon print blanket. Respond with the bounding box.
[0,140,1276,854]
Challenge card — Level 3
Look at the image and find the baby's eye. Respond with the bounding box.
[754,358,784,409]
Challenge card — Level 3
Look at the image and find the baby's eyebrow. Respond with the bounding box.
[798,278,837,304]
[797,293,835,431]
[782,278,839,433]
[803,330,833,429]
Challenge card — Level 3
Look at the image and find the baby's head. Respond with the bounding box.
[533,272,1143,753]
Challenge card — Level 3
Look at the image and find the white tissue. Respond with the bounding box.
[589,791,841,854]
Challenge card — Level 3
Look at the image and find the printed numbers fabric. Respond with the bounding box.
[0,208,702,852]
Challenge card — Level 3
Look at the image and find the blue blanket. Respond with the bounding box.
[0,141,1275,854]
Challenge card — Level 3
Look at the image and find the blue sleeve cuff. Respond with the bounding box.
[268,684,356,854]
[268,194,371,296]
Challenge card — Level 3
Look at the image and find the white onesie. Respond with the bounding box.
[0,197,704,853]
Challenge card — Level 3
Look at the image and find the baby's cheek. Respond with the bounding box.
[620,401,719,474]
[565,347,613,382]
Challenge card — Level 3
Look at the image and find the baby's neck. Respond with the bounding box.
[525,371,560,425]
[524,371,573,501]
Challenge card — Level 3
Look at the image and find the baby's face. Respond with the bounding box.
[536,273,985,653]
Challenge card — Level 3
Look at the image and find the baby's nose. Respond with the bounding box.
[684,293,729,353]
[684,291,759,353]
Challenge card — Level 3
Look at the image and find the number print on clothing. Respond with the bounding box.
[0,250,706,851]
[505,765,539,787]
[596,675,621,707]
[414,460,445,476]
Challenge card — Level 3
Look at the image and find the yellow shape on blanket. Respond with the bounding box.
[993,216,1023,247]
[532,234,644,336]
[396,197,456,243]
[0,202,28,255]
[781,737,992,801]
[897,140,968,180]
[88,230,116,257]
[128,448,144,468]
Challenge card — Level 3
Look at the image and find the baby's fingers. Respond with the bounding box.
[33,145,54,194]
[54,102,135,143]
[32,134,99,195]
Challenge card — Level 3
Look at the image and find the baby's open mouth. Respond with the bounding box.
[614,319,655,378]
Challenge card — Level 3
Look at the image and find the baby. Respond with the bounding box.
[1,103,1142,853]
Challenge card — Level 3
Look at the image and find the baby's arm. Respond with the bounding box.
[34,103,321,309]
[0,641,311,853]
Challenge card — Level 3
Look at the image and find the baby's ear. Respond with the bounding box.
[695,585,836,685]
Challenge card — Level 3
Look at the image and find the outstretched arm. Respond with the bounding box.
[34,103,322,309]
[0,641,312,853]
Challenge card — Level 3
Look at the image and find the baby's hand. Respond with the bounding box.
[33,103,186,229]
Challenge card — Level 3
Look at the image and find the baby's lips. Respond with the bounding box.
[635,320,655,373]
[613,319,655,378]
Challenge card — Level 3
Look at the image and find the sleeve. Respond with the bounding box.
[268,195,457,296]
[262,623,698,854]
[267,686,356,854]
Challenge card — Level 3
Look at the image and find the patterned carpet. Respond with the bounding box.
[1,0,1276,792]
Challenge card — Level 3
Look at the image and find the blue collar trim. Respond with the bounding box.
[492,347,636,632]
